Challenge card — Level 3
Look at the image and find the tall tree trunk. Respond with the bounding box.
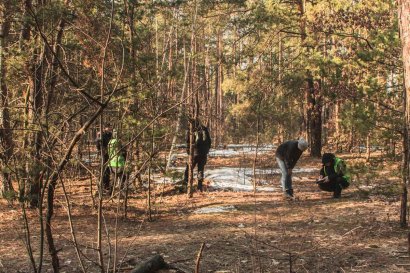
[166,40,187,172]
[278,32,285,142]
[0,1,14,197]
[307,78,322,157]
[27,42,47,208]
[335,101,341,152]
[298,0,308,140]
[44,2,71,270]
[19,0,32,203]
[187,0,198,198]
[217,30,223,145]
[399,0,410,227]
[22,0,48,208]
[297,0,322,155]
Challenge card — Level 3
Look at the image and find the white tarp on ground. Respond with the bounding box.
[209,144,275,157]
[156,145,318,191]
[174,144,275,158]
[205,167,273,192]
[194,205,237,214]
[204,167,316,192]
[147,166,317,191]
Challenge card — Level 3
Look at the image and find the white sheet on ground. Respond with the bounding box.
[208,144,275,157]
[153,166,317,192]
[194,205,237,214]
[205,167,317,192]
[174,144,276,158]
[205,167,276,192]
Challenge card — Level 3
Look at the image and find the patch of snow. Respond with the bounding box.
[194,205,237,214]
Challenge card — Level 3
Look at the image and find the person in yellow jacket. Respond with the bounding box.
[317,153,351,198]
[108,130,127,194]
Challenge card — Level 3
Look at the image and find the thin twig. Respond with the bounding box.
[195,242,205,273]
[60,177,87,273]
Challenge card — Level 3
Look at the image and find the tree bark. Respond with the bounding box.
[187,0,198,198]
[366,133,371,162]
[23,0,47,208]
[0,1,14,197]
[307,78,322,157]
[215,29,223,146]
[297,0,322,155]
[399,0,410,227]
[298,0,308,140]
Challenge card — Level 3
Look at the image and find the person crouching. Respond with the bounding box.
[317,153,350,198]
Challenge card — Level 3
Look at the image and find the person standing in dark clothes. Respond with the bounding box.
[317,153,350,198]
[183,120,212,192]
[275,139,309,198]
[96,126,112,193]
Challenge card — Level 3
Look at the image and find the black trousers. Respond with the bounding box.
[318,177,349,195]
[102,153,111,191]
[184,154,207,190]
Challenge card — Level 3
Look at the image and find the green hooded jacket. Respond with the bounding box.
[323,157,351,183]
[108,138,125,168]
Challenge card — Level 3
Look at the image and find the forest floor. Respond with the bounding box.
[1,147,410,273]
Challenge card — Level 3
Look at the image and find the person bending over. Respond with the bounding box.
[275,138,309,199]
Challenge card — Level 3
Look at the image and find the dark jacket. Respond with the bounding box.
[186,125,211,156]
[320,157,350,182]
[320,165,337,180]
[96,131,112,152]
[275,140,303,169]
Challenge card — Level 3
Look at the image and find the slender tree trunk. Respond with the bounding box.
[402,121,408,228]
[399,0,410,227]
[19,0,32,204]
[253,101,261,193]
[0,1,14,197]
[297,0,322,155]
[39,2,72,270]
[166,42,187,172]
[27,41,47,208]
[298,0,308,140]
[307,78,322,157]
[335,101,341,152]
[216,29,223,146]
[187,0,198,198]
[366,133,371,162]
[147,123,154,221]
[46,101,109,273]
[22,0,48,209]
[277,33,284,142]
